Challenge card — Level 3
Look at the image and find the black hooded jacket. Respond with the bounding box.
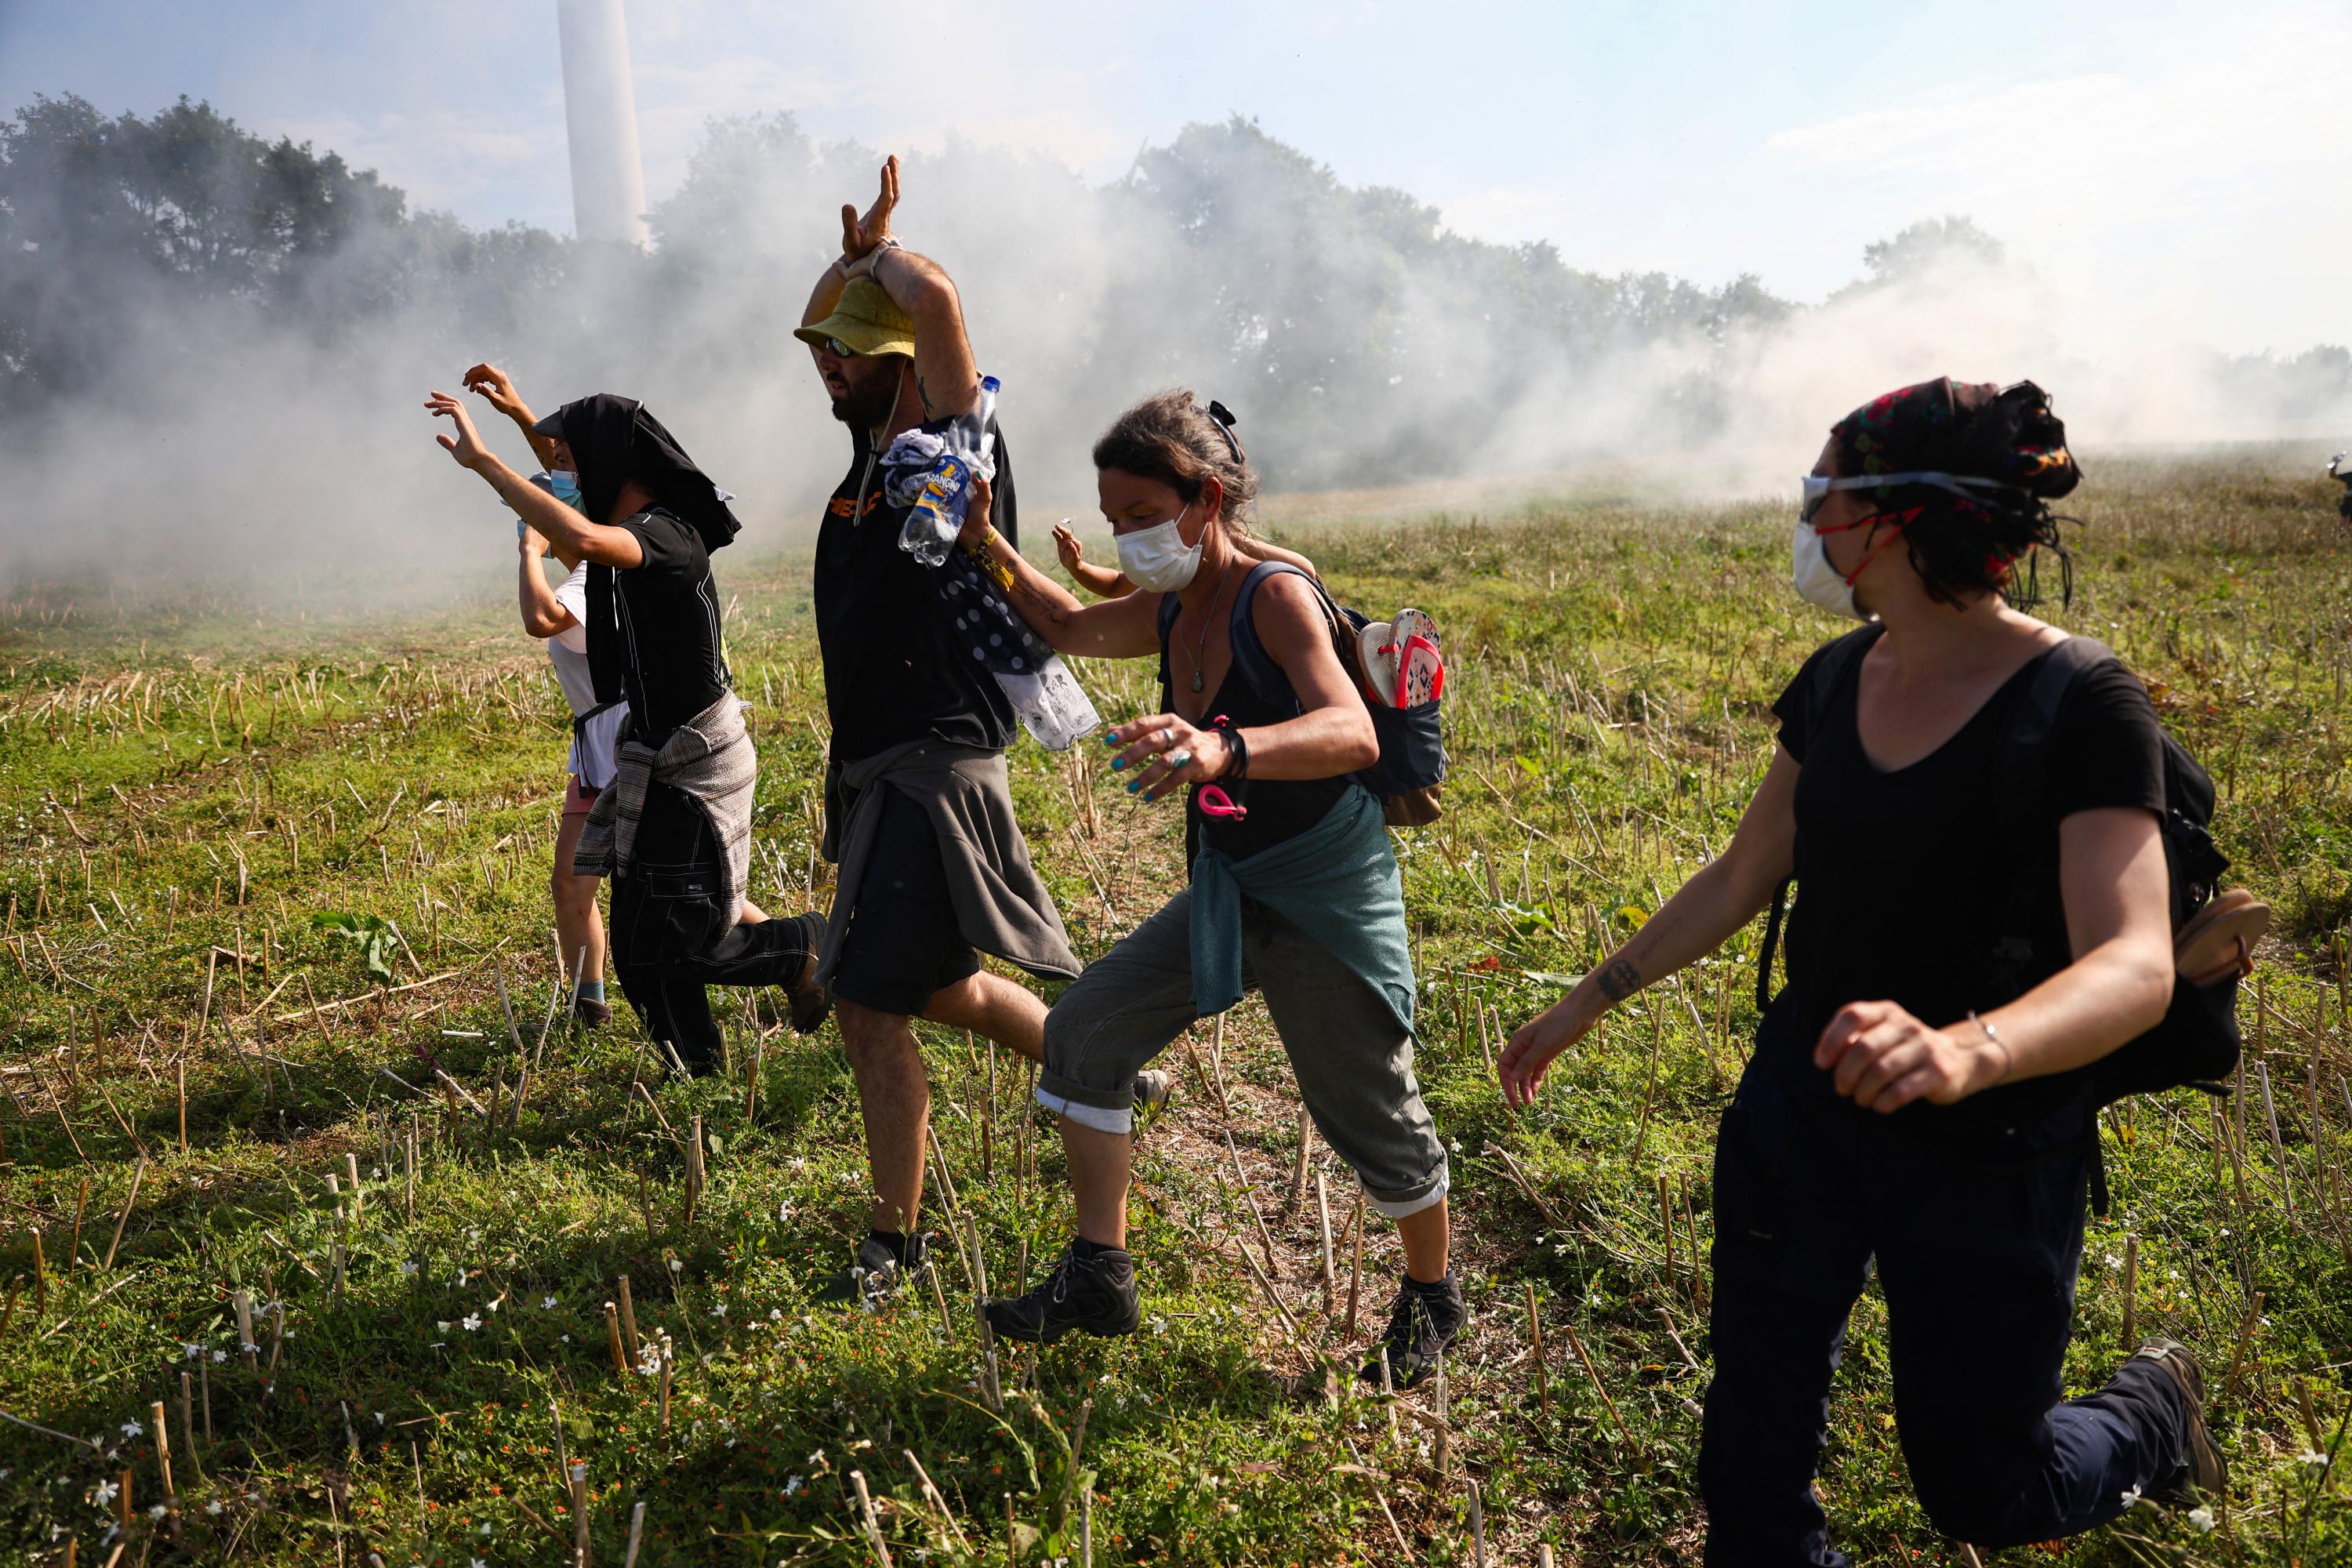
[550,394,742,743]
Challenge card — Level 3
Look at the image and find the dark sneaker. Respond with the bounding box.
[815,1231,927,1308]
[983,1240,1140,1345]
[786,913,832,1035]
[1360,1272,1465,1390]
[1132,1069,1173,1126]
[573,996,612,1029]
[2132,1338,2228,1502]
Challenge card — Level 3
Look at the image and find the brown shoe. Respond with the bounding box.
[572,996,612,1029]
[786,912,831,1034]
[2132,1338,2227,1503]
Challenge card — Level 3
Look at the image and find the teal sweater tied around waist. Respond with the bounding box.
[1187,782,1416,1034]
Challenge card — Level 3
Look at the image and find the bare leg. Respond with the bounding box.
[550,811,606,987]
[920,969,1047,1063]
[837,999,928,1235]
[737,898,769,925]
[1062,1119,1133,1248]
[1396,1197,1451,1283]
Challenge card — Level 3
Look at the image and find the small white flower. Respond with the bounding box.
[399,1261,419,1277]
[182,1342,201,1359]
[205,1500,223,1515]
[478,1523,492,1535]
[2119,1484,2142,1509]
[462,1313,482,1332]
[712,1303,727,1317]
[94,1480,118,1504]
[778,1203,794,1222]
[147,1504,167,1519]
[2300,1449,2328,1467]
[120,1421,143,1438]
[668,1258,684,1272]
[212,1350,228,1363]
[783,1475,804,1497]
[437,1320,453,1332]
[473,1558,488,1567]
[2188,1506,2216,1532]
[769,1308,783,1323]
[561,1334,572,1342]
[543,1295,558,1310]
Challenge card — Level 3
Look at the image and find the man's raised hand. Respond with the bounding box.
[426,390,495,472]
[462,363,527,419]
[839,154,900,263]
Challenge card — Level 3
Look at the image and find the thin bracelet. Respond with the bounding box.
[1965,1010,2015,1083]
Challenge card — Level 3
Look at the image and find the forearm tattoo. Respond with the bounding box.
[1596,957,1643,1003]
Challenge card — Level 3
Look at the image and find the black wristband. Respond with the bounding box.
[1219,725,1250,779]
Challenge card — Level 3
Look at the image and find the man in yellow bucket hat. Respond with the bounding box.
[794,158,1158,1305]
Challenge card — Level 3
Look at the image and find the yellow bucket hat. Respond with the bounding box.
[793,277,916,359]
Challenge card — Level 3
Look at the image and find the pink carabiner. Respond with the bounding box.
[1196,784,1248,820]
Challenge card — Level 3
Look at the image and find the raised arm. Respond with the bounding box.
[516,529,577,639]
[1053,523,1134,599]
[463,363,560,470]
[1499,746,1799,1107]
[957,476,1158,657]
[854,241,979,421]
[427,391,645,569]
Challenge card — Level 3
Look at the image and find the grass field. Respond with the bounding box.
[0,456,2347,1566]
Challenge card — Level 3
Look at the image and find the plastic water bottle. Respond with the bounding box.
[899,375,1000,567]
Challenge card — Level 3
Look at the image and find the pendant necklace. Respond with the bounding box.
[1184,562,1236,694]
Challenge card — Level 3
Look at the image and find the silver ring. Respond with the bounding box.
[1158,726,1176,751]
[1166,749,1192,770]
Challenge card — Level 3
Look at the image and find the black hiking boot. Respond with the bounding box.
[982,1239,1140,1345]
[1359,1271,1465,1390]
[2132,1338,2229,1503]
[815,1229,928,1308]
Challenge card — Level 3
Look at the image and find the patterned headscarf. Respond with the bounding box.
[1831,377,2079,499]
[1829,378,2081,594]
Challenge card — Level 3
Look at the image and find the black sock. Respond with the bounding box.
[1404,1269,1454,1294]
[1071,1235,1125,1260]
[866,1228,908,1263]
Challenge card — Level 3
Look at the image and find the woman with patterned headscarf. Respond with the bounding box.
[1499,379,2229,1562]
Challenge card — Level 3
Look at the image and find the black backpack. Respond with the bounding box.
[1756,624,2242,1106]
[1156,562,1446,826]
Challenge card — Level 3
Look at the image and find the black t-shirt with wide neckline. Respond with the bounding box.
[1769,632,2168,1142]
[815,419,1018,763]
[601,507,731,746]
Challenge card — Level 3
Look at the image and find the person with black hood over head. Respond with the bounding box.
[424,387,830,1073]
[793,158,1166,1305]
[1496,379,2229,1563]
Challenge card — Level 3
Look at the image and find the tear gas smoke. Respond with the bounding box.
[0,104,2344,609]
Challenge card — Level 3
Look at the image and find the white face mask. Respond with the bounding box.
[1791,516,1867,620]
[1116,501,1205,593]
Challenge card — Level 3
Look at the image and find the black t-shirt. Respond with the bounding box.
[609,507,731,744]
[1769,633,2167,1131]
[815,419,1018,762]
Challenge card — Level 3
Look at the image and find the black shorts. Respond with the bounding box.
[829,783,982,1016]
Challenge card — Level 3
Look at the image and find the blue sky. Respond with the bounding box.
[1,0,2341,354]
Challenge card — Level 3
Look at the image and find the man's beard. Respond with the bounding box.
[828,365,903,432]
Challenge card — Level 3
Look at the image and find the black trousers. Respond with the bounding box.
[1700,1051,2190,1566]
[608,782,811,1073]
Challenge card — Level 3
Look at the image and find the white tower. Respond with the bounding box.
[555,0,650,246]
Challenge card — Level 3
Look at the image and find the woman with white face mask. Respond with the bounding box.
[954,389,1461,1389]
[1498,379,2228,1563]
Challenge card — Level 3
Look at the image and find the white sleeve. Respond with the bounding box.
[551,562,590,654]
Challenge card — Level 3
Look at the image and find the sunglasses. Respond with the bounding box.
[821,336,859,359]
[1800,470,2012,524]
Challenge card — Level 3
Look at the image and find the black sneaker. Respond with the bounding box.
[1360,1272,1465,1390]
[815,1230,927,1307]
[983,1240,1140,1345]
[785,912,832,1035]
[2132,1338,2228,1503]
